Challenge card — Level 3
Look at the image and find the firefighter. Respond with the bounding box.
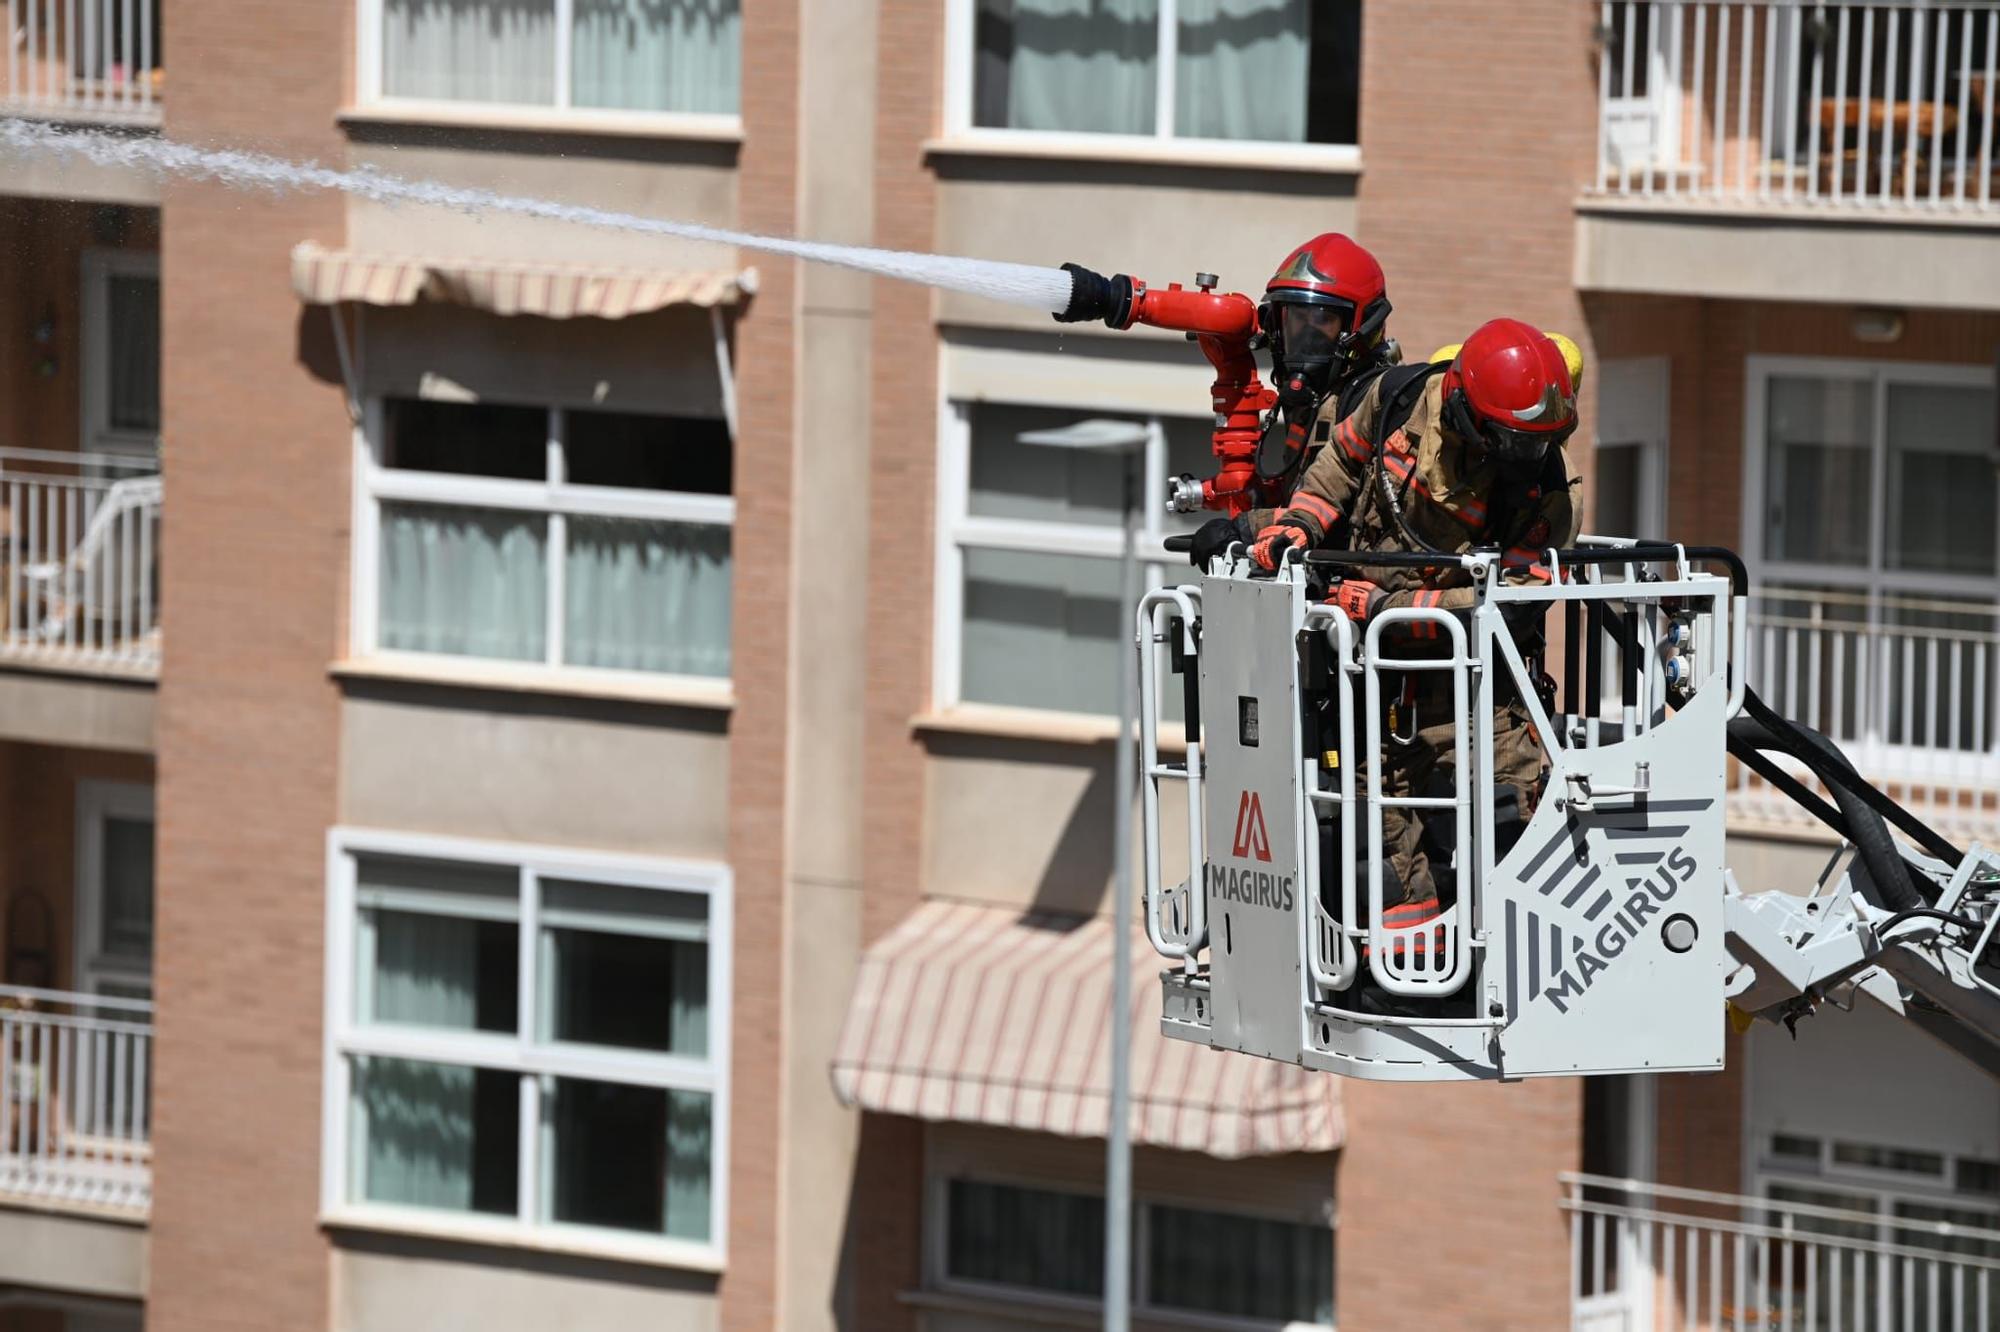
[1242,318,1583,927]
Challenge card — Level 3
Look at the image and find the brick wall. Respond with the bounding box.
[726,0,802,1325]
[860,0,943,951]
[148,0,350,1326]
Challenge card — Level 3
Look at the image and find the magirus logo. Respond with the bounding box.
[1504,800,1715,1017]
[1207,790,1292,911]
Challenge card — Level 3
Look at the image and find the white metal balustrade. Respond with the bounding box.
[1592,1,2000,214]
[0,985,152,1215]
[1,0,160,123]
[1732,586,2000,840]
[1566,1173,2000,1331]
[0,448,162,676]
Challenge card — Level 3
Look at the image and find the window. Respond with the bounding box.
[953,0,1360,153]
[937,1176,1334,1326]
[362,0,742,120]
[74,780,154,1001]
[81,250,161,467]
[936,401,1210,718]
[1591,358,1667,540]
[356,397,733,684]
[1746,358,2000,759]
[325,832,729,1262]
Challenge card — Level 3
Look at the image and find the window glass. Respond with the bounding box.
[382,0,558,105]
[571,0,741,113]
[547,929,708,1056]
[961,547,1121,714]
[973,0,1357,145]
[565,410,732,495]
[1961,1159,2000,1198]
[1146,1201,1333,1324]
[946,1179,1104,1296]
[974,0,1159,135]
[564,517,732,676]
[370,912,519,1033]
[968,404,1135,527]
[1832,1140,1946,1177]
[106,274,160,434]
[1765,376,1873,567]
[551,1078,712,1240]
[98,816,154,966]
[383,398,547,480]
[1770,1133,1823,1164]
[379,503,549,661]
[356,1055,520,1216]
[1592,442,1643,539]
[1885,383,1998,577]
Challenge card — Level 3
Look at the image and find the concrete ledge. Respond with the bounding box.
[0,132,162,208]
[0,1201,147,1301]
[0,666,155,753]
[1575,205,2000,310]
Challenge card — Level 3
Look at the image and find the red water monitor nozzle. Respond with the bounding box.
[1054,262,1277,518]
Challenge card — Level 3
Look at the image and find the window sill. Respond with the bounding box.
[914,703,1189,751]
[924,131,1361,176]
[338,101,745,145]
[331,655,735,711]
[900,1287,1329,1332]
[322,1205,725,1274]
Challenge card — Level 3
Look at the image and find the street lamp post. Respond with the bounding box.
[1016,417,1151,1332]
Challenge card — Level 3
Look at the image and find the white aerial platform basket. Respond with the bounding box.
[1138,541,1751,1081]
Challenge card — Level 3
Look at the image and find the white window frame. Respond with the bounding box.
[925,1169,1336,1330]
[73,779,154,1000]
[940,0,1361,168]
[1741,355,2000,769]
[352,395,735,692]
[932,387,1200,722]
[1752,1131,2000,1269]
[355,0,743,136]
[80,249,161,466]
[322,827,732,1269]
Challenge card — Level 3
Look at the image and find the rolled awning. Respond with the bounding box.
[289,242,752,320]
[830,900,1342,1160]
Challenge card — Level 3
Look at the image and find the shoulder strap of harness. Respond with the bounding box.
[1372,361,1447,444]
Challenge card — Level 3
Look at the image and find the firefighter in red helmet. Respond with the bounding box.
[1242,318,1584,979]
[1187,233,1395,567]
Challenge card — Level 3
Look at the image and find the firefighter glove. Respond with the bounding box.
[1189,517,1243,569]
[1250,523,1310,572]
[1327,579,1386,623]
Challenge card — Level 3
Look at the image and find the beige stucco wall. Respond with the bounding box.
[0,671,154,754]
[932,158,1359,333]
[338,687,729,861]
[0,1206,147,1301]
[340,131,739,272]
[1576,205,2000,311]
[921,736,1192,918]
[330,1240,717,1332]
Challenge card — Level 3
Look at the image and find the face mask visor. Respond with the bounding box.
[1278,300,1355,375]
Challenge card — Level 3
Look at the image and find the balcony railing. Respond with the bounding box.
[1733,585,2000,840]
[0,985,151,1216]
[0,448,161,677]
[1591,1,2000,215]
[1565,1172,2000,1331]
[1,0,161,125]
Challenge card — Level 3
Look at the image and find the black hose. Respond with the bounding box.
[1726,705,1932,912]
[1876,906,1983,937]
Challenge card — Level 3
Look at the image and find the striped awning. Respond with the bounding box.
[289,242,751,319]
[830,900,1342,1160]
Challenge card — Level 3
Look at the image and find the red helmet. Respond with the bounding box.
[1259,234,1391,396]
[1441,318,1578,469]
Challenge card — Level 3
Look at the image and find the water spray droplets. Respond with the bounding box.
[0,120,1076,316]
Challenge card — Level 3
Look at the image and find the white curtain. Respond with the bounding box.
[361,1057,477,1211]
[663,1089,711,1240]
[1174,0,1307,142]
[571,0,741,113]
[380,504,548,662]
[979,0,1158,135]
[383,0,557,104]
[373,912,480,1030]
[565,517,731,677]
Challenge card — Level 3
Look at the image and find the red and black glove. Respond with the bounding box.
[1326,579,1386,623]
[1249,522,1311,572]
